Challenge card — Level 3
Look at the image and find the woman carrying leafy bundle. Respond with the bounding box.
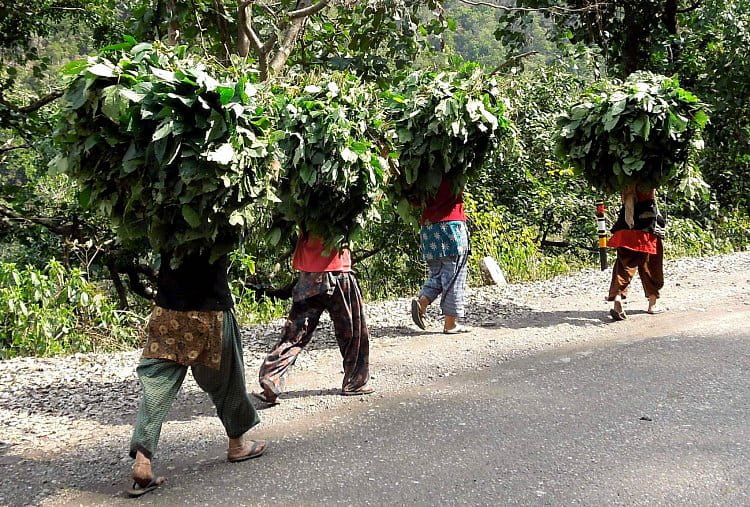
[410,179,471,334]
[128,250,268,496]
[255,231,372,404]
[607,185,666,321]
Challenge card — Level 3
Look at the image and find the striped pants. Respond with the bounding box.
[259,272,370,394]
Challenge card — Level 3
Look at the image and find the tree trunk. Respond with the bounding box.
[621,3,645,75]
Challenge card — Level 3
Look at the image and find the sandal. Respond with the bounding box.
[443,324,471,334]
[609,308,627,321]
[228,439,268,463]
[411,299,426,330]
[341,385,374,396]
[252,390,279,405]
[127,463,166,497]
[252,378,280,404]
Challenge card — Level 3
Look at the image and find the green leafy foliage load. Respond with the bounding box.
[385,62,509,215]
[557,71,709,194]
[51,39,279,265]
[270,73,393,249]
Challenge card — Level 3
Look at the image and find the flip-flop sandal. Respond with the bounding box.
[647,308,666,315]
[228,439,268,463]
[411,299,426,330]
[341,386,375,396]
[251,391,279,405]
[126,476,166,497]
[443,324,471,334]
[609,308,627,321]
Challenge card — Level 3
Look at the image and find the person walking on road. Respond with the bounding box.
[607,185,666,320]
[128,251,267,497]
[410,179,471,334]
[255,232,372,404]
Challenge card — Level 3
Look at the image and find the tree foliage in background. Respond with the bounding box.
[491,0,685,75]
[660,0,750,212]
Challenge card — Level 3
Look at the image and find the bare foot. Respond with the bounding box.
[647,295,664,314]
[128,452,165,497]
[131,452,153,487]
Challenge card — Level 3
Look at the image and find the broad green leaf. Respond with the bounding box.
[87,62,116,77]
[181,205,202,228]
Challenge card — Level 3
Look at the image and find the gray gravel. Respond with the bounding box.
[0,251,748,506]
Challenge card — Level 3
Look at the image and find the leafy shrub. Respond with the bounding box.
[465,192,588,283]
[664,214,750,258]
[0,260,142,358]
[229,251,288,325]
[557,71,709,195]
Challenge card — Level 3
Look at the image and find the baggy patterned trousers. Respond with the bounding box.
[259,272,370,394]
[129,311,260,459]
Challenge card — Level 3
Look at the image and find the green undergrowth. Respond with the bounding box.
[0,260,143,359]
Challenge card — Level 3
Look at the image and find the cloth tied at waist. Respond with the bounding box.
[142,306,224,369]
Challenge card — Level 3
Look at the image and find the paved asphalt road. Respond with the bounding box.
[78,311,749,506]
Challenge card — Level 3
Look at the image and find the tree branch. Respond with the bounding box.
[269,0,315,76]
[0,90,63,114]
[0,203,91,241]
[490,51,539,74]
[677,0,703,14]
[288,0,330,19]
[0,144,30,154]
[455,0,610,15]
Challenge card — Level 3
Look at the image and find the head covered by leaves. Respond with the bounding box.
[557,71,709,196]
[51,39,280,266]
[268,72,393,251]
[385,61,509,219]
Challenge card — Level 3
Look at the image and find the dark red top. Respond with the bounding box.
[608,189,658,254]
[292,234,352,273]
[420,180,466,225]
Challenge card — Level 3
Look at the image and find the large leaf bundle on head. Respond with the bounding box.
[557,71,709,195]
[385,62,508,214]
[270,73,393,250]
[51,39,279,265]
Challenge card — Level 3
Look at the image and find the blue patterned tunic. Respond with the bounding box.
[420,220,468,260]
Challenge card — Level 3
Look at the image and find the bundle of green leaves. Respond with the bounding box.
[557,71,709,194]
[385,62,508,217]
[51,39,279,266]
[269,73,393,250]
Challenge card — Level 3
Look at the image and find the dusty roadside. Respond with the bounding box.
[0,251,748,506]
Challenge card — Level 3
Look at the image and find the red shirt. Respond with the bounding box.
[608,189,658,254]
[292,235,352,273]
[608,229,658,254]
[420,180,467,225]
